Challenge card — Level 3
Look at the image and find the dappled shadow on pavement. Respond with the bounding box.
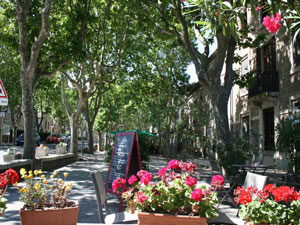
[0,151,242,224]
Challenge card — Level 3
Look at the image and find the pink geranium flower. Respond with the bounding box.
[263,12,281,34]
[137,170,148,178]
[185,176,197,187]
[140,172,153,185]
[128,175,138,185]
[191,188,203,202]
[158,167,167,177]
[137,192,149,204]
[112,177,126,192]
[184,162,197,174]
[168,159,183,172]
[211,175,224,189]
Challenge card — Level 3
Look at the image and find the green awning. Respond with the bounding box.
[109,129,156,136]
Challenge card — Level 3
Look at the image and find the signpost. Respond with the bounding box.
[106,132,142,210]
[0,79,8,106]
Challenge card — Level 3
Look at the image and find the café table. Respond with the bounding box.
[232,164,270,177]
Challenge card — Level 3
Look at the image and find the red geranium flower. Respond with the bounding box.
[272,186,294,203]
[4,168,19,184]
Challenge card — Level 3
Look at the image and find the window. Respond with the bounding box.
[263,108,275,151]
[293,32,300,68]
[256,37,277,73]
[241,115,250,137]
[241,56,249,75]
[292,99,300,113]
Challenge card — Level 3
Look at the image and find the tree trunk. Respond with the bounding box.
[86,120,94,154]
[21,77,36,159]
[12,125,18,145]
[70,117,79,159]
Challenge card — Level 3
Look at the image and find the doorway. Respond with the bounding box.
[263,108,274,151]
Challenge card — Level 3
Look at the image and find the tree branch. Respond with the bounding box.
[16,0,32,68]
[29,0,53,80]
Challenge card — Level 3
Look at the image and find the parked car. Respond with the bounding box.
[46,133,62,143]
[16,133,41,146]
[61,133,71,142]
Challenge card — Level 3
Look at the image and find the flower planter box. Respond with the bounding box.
[35,147,49,158]
[3,154,16,162]
[15,153,23,160]
[20,202,79,225]
[56,146,67,155]
[138,212,207,225]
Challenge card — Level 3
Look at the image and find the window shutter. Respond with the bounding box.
[271,36,277,71]
[256,47,261,74]
[293,33,300,68]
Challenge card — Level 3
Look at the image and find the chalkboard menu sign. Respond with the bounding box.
[106,132,142,194]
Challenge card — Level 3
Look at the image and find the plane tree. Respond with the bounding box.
[0,0,90,159]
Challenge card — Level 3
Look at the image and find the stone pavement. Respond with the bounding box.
[0,151,243,225]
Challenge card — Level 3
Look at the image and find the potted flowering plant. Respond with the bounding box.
[113,159,223,225]
[234,184,300,225]
[0,169,19,216]
[19,168,78,225]
[3,148,16,162]
[35,144,49,158]
[56,142,67,154]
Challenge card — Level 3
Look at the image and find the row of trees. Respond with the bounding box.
[0,0,299,161]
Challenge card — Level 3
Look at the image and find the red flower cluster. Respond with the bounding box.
[112,177,126,192]
[5,169,19,184]
[263,12,281,34]
[211,175,224,190]
[234,186,257,205]
[234,184,300,205]
[0,168,19,194]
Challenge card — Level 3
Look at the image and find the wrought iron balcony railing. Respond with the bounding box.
[248,71,279,98]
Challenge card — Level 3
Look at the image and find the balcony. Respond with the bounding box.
[248,71,279,98]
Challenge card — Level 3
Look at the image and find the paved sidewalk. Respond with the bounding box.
[0,151,243,225]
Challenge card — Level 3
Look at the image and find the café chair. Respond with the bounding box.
[243,171,268,191]
[271,158,290,185]
[91,171,138,224]
[207,211,240,225]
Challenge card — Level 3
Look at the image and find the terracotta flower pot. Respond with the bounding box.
[20,203,79,225]
[138,212,207,225]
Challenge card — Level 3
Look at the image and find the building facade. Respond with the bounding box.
[228,11,300,165]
